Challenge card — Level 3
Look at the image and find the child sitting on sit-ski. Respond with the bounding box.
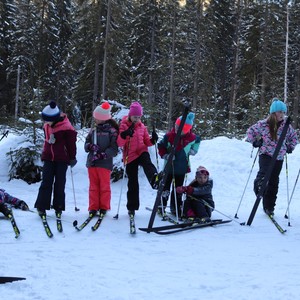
[176,166,214,223]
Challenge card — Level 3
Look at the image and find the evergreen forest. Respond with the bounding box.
[1,0,300,138]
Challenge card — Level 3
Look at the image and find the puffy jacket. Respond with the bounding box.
[0,189,21,206]
[85,122,118,170]
[117,116,153,164]
[246,118,298,160]
[41,114,77,163]
[158,128,201,175]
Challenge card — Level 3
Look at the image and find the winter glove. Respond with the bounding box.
[17,200,29,211]
[88,144,100,152]
[69,159,77,168]
[92,152,107,162]
[252,138,263,148]
[176,186,187,194]
[189,149,197,156]
[286,146,293,154]
[186,186,194,195]
[0,203,12,217]
[150,130,158,144]
[120,124,135,139]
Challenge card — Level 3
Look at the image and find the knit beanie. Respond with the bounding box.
[129,101,143,117]
[269,98,287,114]
[175,112,195,134]
[196,166,209,176]
[42,101,61,122]
[93,102,112,121]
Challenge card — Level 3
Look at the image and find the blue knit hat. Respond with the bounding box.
[42,101,61,122]
[269,98,287,114]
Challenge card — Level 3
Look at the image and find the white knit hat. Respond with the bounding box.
[93,102,111,121]
[42,101,60,122]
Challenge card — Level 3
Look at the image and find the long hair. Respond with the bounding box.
[267,113,279,141]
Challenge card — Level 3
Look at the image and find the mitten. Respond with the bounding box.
[253,138,263,148]
[88,144,100,152]
[286,146,293,154]
[17,200,29,211]
[189,149,197,156]
[150,130,158,144]
[92,152,107,161]
[120,124,135,139]
[0,203,12,217]
[186,186,194,195]
[69,159,77,168]
[176,186,187,194]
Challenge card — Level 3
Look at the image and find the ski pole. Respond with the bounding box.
[153,125,160,173]
[284,166,300,221]
[114,137,131,219]
[234,148,258,219]
[171,163,180,223]
[70,167,80,211]
[189,195,245,225]
[284,155,291,226]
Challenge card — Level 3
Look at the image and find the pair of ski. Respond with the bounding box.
[140,219,231,235]
[39,212,63,238]
[73,211,106,232]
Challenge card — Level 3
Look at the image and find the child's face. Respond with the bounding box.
[196,172,208,184]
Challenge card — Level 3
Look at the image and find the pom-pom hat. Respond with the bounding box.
[175,112,195,134]
[129,101,143,117]
[270,98,287,114]
[196,166,209,177]
[42,101,60,122]
[93,102,112,121]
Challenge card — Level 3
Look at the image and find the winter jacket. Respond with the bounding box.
[246,118,298,160]
[188,179,214,208]
[117,116,153,164]
[0,189,21,207]
[85,122,119,170]
[158,128,200,175]
[41,114,77,163]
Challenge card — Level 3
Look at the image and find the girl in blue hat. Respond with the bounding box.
[246,98,298,215]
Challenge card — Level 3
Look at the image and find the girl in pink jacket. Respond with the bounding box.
[117,102,158,216]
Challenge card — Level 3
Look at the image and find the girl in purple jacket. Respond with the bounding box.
[246,98,298,215]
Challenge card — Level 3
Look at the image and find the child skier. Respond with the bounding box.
[176,166,214,223]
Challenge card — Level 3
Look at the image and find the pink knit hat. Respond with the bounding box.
[129,101,143,117]
[93,102,111,121]
[196,166,209,176]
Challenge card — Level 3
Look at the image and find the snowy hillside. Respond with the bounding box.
[1,131,300,300]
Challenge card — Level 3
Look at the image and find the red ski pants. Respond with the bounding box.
[88,167,111,211]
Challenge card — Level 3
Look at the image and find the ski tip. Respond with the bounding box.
[73,220,78,227]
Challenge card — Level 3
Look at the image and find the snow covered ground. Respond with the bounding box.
[1,130,300,300]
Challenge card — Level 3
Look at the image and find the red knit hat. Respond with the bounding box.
[93,102,111,121]
[175,112,195,134]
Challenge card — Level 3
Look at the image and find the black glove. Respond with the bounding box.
[286,146,293,154]
[17,200,29,211]
[253,138,263,148]
[151,130,158,144]
[120,124,135,139]
[0,203,12,217]
[70,159,77,168]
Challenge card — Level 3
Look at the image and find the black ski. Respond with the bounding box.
[139,218,224,233]
[247,116,291,226]
[153,220,232,235]
[73,212,95,231]
[0,276,26,284]
[40,213,53,238]
[7,212,20,239]
[56,212,63,233]
[147,99,191,231]
[129,213,136,234]
[91,211,106,231]
[266,213,286,234]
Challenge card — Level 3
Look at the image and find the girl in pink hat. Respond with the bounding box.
[117,101,159,217]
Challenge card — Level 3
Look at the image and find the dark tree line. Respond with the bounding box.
[1,0,300,138]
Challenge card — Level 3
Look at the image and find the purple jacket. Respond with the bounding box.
[0,189,21,206]
[246,118,298,160]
